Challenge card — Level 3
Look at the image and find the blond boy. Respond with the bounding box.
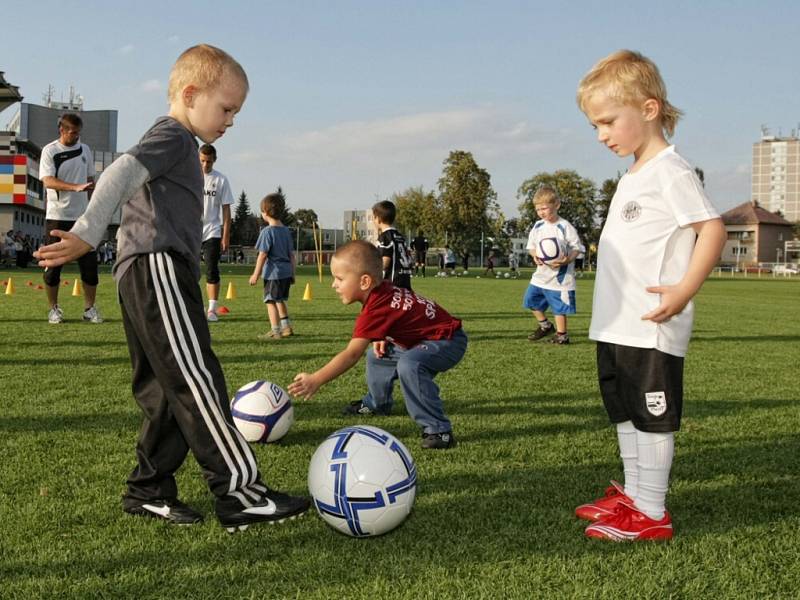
[523,185,584,344]
[288,240,466,450]
[574,50,725,541]
[35,44,309,530]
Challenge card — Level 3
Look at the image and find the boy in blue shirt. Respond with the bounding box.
[249,192,296,339]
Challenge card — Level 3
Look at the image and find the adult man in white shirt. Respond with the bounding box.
[199,144,234,321]
[40,113,102,324]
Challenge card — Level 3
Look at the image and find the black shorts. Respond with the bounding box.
[596,341,684,432]
[43,219,98,287]
[201,238,222,284]
[262,277,292,303]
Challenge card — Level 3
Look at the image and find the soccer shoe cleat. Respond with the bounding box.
[83,305,104,324]
[575,480,632,521]
[527,324,554,341]
[207,309,219,322]
[341,400,390,416]
[585,502,673,541]
[549,333,570,345]
[123,498,204,525]
[421,431,457,449]
[280,325,294,337]
[218,490,310,532]
[48,305,64,324]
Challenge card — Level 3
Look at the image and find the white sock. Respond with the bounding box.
[635,430,674,521]
[616,421,639,499]
[209,299,218,312]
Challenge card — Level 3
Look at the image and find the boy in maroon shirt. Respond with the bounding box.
[288,240,467,449]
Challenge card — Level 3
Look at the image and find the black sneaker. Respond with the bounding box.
[550,333,570,345]
[527,324,554,341]
[341,400,390,416]
[218,489,310,533]
[421,431,457,449]
[123,498,204,525]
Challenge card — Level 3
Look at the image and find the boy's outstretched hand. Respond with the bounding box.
[288,373,320,400]
[34,230,92,268]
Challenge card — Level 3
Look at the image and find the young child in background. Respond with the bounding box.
[35,44,309,530]
[372,200,413,290]
[575,49,725,541]
[288,240,467,450]
[249,192,295,339]
[524,185,584,345]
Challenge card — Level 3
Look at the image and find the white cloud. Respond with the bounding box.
[237,107,565,167]
[118,44,135,55]
[140,79,164,93]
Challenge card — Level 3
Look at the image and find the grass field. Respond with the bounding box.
[1,264,798,599]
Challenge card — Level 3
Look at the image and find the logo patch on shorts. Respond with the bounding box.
[645,391,667,416]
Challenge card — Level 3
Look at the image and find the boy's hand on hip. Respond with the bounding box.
[642,284,691,323]
[372,340,387,358]
[34,230,92,268]
[288,373,320,400]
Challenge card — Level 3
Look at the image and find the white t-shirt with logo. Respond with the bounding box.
[202,169,235,241]
[40,139,95,220]
[526,217,584,292]
[589,146,718,357]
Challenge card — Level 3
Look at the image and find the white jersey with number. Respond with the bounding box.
[40,139,95,220]
[589,146,719,357]
[202,169,234,241]
[526,217,584,292]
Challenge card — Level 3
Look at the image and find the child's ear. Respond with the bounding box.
[642,98,661,122]
[182,85,198,107]
[360,273,373,290]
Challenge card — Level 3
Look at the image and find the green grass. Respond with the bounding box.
[1,265,798,599]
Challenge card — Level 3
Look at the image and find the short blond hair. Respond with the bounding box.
[168,44,248,102]
[577,49,682,137]
[533,185,559,208]
[333,240,383,282]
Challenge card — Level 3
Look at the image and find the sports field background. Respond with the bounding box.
[1,265,798,599]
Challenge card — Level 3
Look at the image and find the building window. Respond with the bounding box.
[732,246,748,255]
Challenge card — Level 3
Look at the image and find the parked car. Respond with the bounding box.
[773,264,799,275]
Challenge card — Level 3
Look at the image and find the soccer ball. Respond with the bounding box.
[230,380,294,443]
[537,237,566,264]
[308,425,417,537]
[504,272,510,278]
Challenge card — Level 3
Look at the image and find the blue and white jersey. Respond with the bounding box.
[526,217,584,292]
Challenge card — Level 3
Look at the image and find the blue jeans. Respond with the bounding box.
[360,329,467,434]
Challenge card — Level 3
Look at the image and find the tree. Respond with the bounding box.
[274,186,296,226]
[293,208,319,229]
[391,186,439,238]
[596,172,622,237]
[517,170,598,246]
[231,190,253,245]
[436,150,501,256]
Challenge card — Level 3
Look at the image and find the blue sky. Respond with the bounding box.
[4,1,798,227]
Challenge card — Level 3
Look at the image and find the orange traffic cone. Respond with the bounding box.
[5,278,14,295]
[302,283,313,301]
[225,281,237,300]
[217,306,230,315]
[72,279,83,296]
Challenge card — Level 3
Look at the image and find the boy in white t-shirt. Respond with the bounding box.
[575,50,726,541]
[523,185,584,345]
[199,144,235,321]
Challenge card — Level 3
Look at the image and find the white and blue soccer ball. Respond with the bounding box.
[230,380,294,443]
[537,237,567,264]
[308,425,417,537]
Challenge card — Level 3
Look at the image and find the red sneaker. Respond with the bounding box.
[575,480,632,521]
[585,502,673,541]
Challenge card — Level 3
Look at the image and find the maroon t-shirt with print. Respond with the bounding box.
[352,281,462,348]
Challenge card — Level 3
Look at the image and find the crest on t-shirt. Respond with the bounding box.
[645,391,667,416]
[621,201,642,222]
